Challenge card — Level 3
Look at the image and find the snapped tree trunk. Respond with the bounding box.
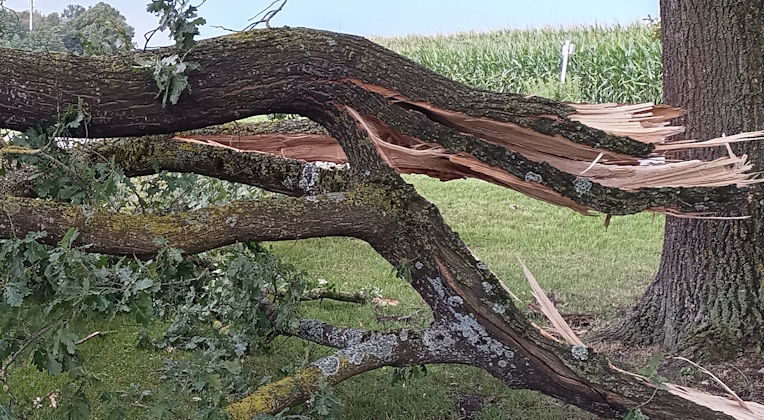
[609,0,764,361]
[1,27,763,419]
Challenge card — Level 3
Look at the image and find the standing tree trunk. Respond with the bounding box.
[611,0,764,360]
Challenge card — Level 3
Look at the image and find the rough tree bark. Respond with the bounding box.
[1,28,763,419]
[609,0,764,361]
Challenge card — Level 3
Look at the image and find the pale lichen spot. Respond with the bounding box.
[225,216,237,227]
[492,303,506,314]
[341,348,364,365]
[3,202,21,216]
[365,333,397,360]
[298,162,321,192]
[306,195,318,203]
[447,296,464,306]
[81,205,95,219]
[300,319,325,344]
[482,282,493,293]
[452,312,487,346]
[423,328,456,353]
[427,276,446,298]
[573,177,592,196]
[694,202,709,211]
[498,360,508,368]
[524,172,543,183]
[571,344,588,361]
[415,261,424,270]
[313,356,340,376]
[326,192,346,203]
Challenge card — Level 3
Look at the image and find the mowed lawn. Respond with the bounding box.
[263,174,665,419]
[5,175,664,419]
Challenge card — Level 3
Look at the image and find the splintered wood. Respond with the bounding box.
[172,95,763,217]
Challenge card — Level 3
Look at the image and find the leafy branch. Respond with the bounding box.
[145,0,206,50]
[134,54,200,108]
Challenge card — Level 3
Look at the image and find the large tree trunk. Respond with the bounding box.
[1,28,763,419]
[610,0,764,360]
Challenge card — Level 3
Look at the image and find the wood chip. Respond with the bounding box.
[371,297,400,307]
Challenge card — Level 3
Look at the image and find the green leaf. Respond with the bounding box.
[47,352,63,376]
[221,360,241,375]
[0,404,16,420]
[59,228,80,249]
[4,281,29,307]
[32,348,48,372]
[59,386,90,420]
[105,408,125,420]
[131,292,155,326]
[133,279,154,292]
[647,354,663,370]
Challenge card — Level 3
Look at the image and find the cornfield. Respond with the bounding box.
[373,23,662,104]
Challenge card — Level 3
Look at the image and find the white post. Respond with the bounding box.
[28,0,33,31]
[560,39,576,84]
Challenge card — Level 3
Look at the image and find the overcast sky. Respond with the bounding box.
[4,0,660,46]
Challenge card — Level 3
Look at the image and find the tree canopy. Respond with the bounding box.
[0,2,133,54]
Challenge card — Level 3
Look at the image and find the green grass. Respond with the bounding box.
[4,176,664,419]
[260,175,664,419]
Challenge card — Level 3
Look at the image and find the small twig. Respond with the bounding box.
[298,288,370,304]
[672,356,750,411]
[210,24,241,33]
[1,146,89,191]
[633,388,659,410]
[5,211,16,239]
[374,307,424,327]
[1,323,59,410]
[75,330,116,345]
[1,323,58,375]
[23,389,60,417]
[244,0,289,30]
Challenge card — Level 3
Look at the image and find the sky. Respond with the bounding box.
[3,0,660,46]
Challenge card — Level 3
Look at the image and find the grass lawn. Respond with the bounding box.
[3,175,665,419]
[262,174,665,419]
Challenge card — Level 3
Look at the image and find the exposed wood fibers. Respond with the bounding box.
[172,89,763,217]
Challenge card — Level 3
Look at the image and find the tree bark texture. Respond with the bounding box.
[1,28,762,419]
[0,28,758,216]
[610,0,764,360]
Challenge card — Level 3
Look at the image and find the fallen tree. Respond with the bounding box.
[1,27,763,419]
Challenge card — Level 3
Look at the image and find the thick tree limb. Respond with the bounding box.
[0,191,400,257]
[225,328,433,419]
[1,28,760,216]
[174,118,759,216]
[82,134,350,196]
